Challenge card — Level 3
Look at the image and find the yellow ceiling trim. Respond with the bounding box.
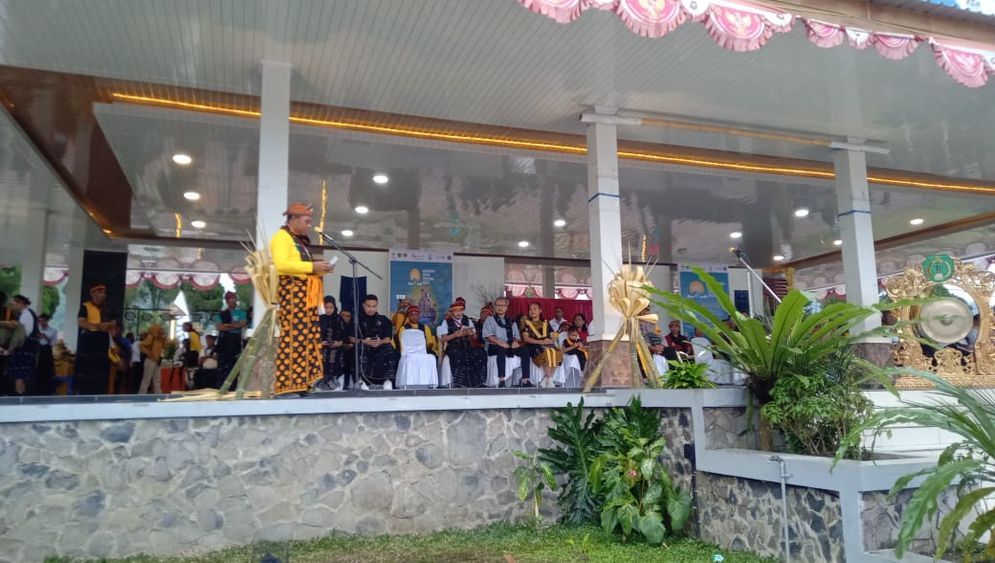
[110,92,995,195]
[174,212,182,238]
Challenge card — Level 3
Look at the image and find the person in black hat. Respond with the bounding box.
[215,290,247,382]
[76,284,114,395]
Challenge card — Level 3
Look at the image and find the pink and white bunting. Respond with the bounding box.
[517,0,995,88]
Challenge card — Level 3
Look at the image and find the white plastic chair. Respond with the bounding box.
[554,354,583,388]
[691,337,728,384]
[486,353,521,387]
[395,329,439,388]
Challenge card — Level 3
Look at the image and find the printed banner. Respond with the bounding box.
[678,264,730,336]
[389,249,453,328]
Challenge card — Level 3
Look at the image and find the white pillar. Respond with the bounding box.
[586,120,623,341]
[63,210,88,350]
[833,148,881,335]
[253,60,292,327]
[21,207,49,312]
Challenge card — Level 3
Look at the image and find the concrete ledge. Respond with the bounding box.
[697,448,937,493]
[0,387,748,424]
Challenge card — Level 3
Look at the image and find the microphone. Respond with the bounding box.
[729,247,745,259]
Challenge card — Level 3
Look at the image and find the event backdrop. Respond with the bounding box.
[389,249,453,327]
[678,264,729,336]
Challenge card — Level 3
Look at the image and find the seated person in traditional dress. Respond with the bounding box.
[394,305,439,388]
[549,307,568,333]
[562,328,588,372]
[571,313,590,343]
[317,295,346,391]
[521,302,562,388]
[639,308,669,378]
[349,295,398,389]
[482,297,528,388]
[391,297,411,335]
[473,303,494,349]
[439,301,487,388]
[665,320,694,359]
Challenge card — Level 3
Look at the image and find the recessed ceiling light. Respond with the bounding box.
[372,174,389,185]
[341,229,354,237]
[793,208,810,218]
[773,255,785,262]
[518,240,530,248]
[354,205,369,215]
[172,153,193,166]
[553,219,567,228]
[729,231,742,239]
[183,191,201,201]
[833,239,843,246]
[101,228,112,235]
[190,220,206,229]
[910,217,925,226]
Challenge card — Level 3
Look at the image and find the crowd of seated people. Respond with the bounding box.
[1,284,706,396]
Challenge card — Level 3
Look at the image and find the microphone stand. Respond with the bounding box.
[732,249,782,306]
[314,230,384,390]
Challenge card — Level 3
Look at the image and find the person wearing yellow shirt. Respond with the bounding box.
[270,201,334,395]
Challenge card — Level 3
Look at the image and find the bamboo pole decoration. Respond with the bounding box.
[162,237,281,402]
[582,263,664,392]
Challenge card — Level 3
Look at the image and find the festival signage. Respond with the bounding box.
[678,264,730,337]
[389,249,453,328]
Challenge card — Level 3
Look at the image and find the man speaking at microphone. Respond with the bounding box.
[270,201,334,396]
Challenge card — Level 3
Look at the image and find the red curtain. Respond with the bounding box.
[506,297,593,326]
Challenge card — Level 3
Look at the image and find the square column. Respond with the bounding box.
[833,148,882,336]
[253,60,292,326]
[62,210,89,350]
[586,120,629,386]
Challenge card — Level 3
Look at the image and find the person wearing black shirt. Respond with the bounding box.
[76,284,114,395]
[316,295,346,391]
[348,295,398,388]
[664,320,694,359]
[215,291,247,380]
[439,301,487,388]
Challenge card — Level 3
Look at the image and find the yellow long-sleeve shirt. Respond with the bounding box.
[270,228,314,278]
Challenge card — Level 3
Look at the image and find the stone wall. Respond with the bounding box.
[0,409,561,561]
[862,488,959,556]
[657,407,694,491]
[696,472,844,562]
[703,406,754,450]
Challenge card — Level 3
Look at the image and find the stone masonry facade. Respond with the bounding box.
[697,472,845,562]
[0,405,701,561]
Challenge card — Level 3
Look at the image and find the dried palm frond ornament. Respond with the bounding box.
[163,233,279,401]
[581,261,664,392]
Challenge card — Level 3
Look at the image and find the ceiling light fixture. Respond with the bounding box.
[833,239,843,246]
[794,208,810,218]
[372,174,389,185]
[191,220,206,229]
[729,231,742,239]
[183,191,201,201]
[518,241,530,248]
[341,229,354,237]
[553,219,567,228]
[172,153,193,166]
[354,205,369,215]
[112,93,995,196]
[773,255,785,262]
[910,217,925,226]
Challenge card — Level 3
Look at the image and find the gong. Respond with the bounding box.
[918,298,974,345]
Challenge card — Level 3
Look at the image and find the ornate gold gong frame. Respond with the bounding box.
[886,258,995,389]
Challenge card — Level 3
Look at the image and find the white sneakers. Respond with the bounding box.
[383,380,393,391]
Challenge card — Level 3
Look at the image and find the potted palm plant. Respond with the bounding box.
[647,266,890,452]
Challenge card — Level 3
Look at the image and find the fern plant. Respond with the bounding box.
[538,398,604,525]
[835,370,995,560]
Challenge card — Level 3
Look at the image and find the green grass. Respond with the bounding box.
[47,523,776,563]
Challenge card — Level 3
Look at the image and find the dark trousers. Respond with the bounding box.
[487,346,530,382]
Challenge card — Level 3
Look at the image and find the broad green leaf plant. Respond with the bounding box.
[512,449,558,522]
[835,370,995,561]
[539,398,604,526]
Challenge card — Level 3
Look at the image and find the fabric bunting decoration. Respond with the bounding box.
[517,0,995,88]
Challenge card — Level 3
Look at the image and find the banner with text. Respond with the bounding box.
[678,264,730,337]
[389,249,453,328]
